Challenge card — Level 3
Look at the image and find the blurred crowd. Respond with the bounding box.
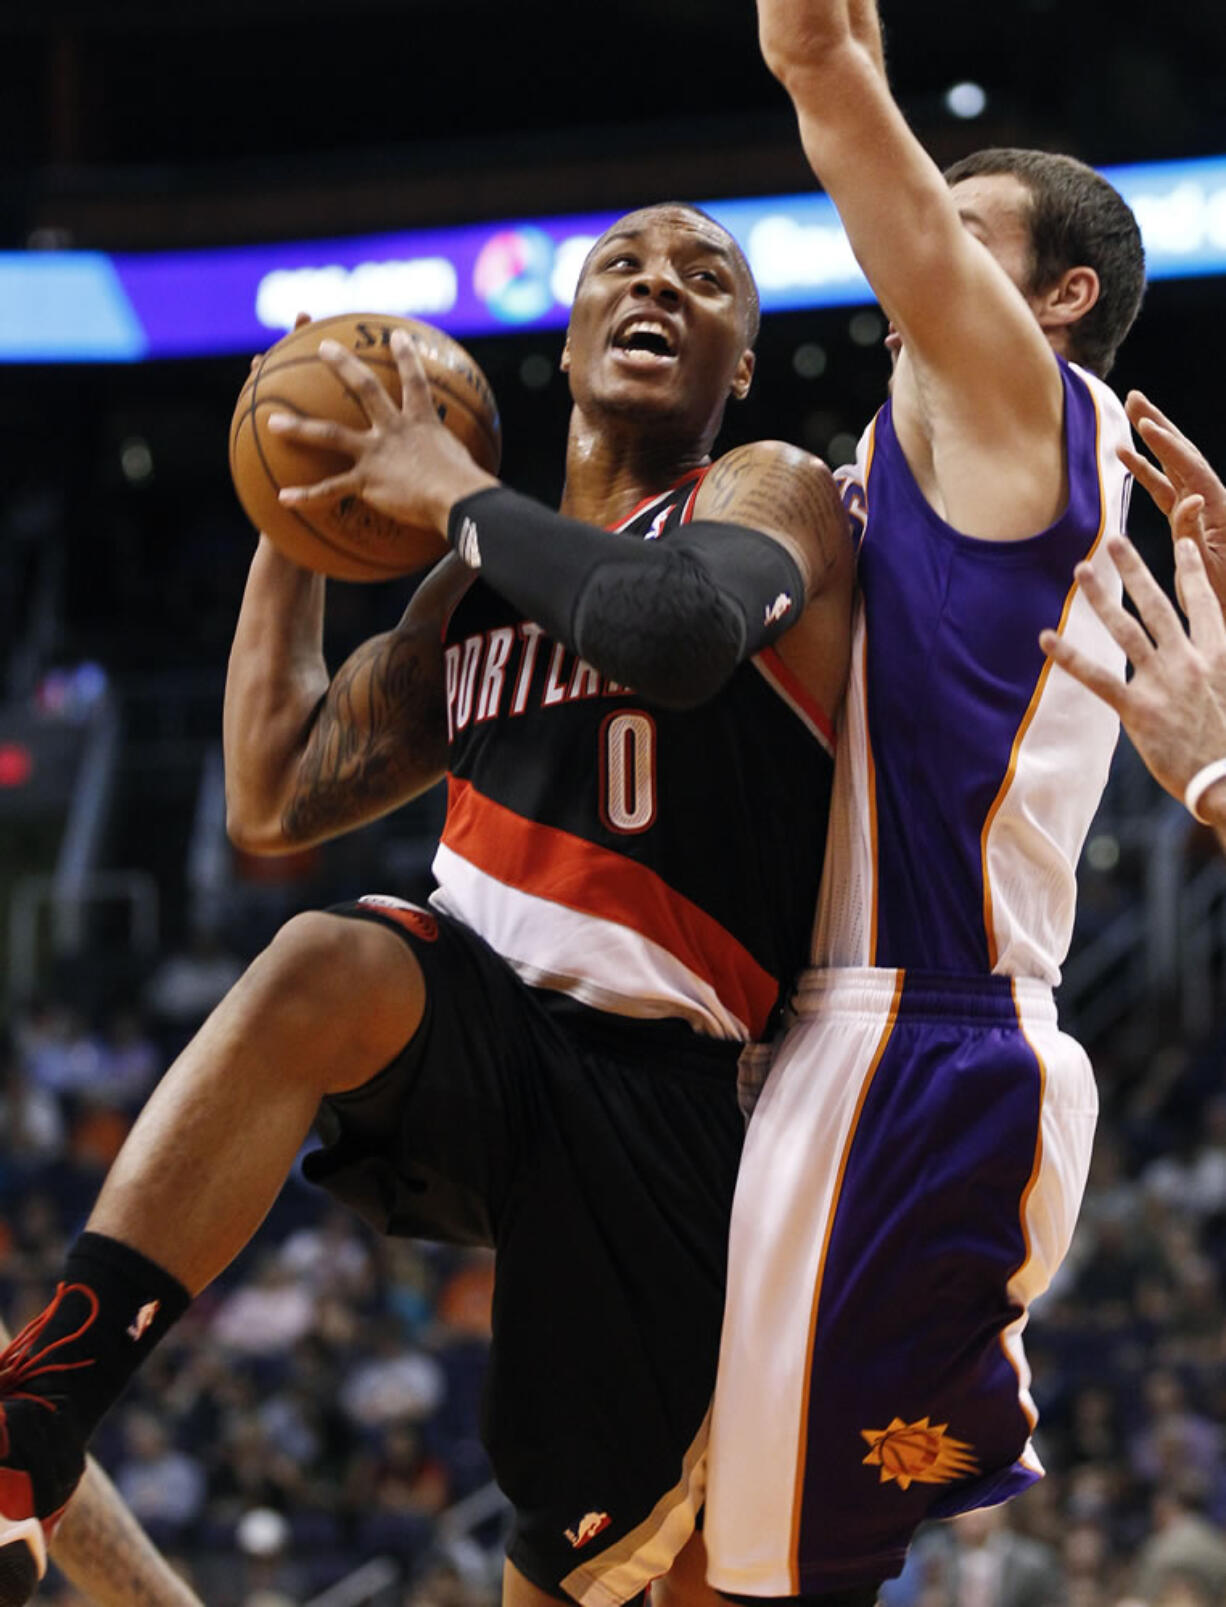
[0,952,500,1607]
[2,952,1224,1607]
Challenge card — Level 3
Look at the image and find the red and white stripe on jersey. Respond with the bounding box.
[432,776,779,1039]
[752,648,836,757]
[610,468,709,534]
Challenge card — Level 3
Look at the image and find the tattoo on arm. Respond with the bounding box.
[281,626,447,844]
[701,448,850,582]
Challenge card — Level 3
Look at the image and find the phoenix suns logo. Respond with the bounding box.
[861,1416,979,1490]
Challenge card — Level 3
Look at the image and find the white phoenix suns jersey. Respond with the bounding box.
[818,358,1133,982]
[430,468,837,1041]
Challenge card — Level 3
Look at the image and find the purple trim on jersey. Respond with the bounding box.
[795,974,1042,1589]
[862,362,1102,970]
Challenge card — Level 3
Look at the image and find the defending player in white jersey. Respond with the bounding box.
[702,2,1147,1602]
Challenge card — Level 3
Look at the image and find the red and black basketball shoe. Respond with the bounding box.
[0,1287,93,1607]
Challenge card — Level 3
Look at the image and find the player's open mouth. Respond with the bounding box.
[611,316,679,366]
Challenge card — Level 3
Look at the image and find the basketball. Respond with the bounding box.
[229,313,502,581]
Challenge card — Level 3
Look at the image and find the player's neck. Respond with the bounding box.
[560,411,711,526]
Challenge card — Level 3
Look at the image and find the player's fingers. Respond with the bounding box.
[1175,536,1226,649]
[1104,533,1184,650]
[1136,418,1211,489]
[266,412,365,455]
[1165,497,1205,614]
[1039,629,1126,712]
[1170,494,1207,548]
[1125,389,1178,437]
[279,470,360,506]
[1075,558,1157,663]
[1117,445,1175,514]
[316,340,399,425]
[389,328,436,416]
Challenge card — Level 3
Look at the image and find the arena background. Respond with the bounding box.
[1,3,1225,1606]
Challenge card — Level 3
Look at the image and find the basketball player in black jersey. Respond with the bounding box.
[0,203,852,1607]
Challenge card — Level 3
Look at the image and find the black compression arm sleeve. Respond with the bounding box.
[447,486,806,709]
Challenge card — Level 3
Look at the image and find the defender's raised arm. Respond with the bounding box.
[756,0,1144,542]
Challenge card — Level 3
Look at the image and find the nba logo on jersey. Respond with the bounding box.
[645,510,670,541]
[127,1300,160,1342]
[564,1511,611,1549]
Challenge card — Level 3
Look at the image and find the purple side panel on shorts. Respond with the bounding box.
[862,364,1102,970]
[795,979,1043,1588]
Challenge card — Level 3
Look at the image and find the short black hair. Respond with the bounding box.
[943,148,1145,377]
[582,202,761,346]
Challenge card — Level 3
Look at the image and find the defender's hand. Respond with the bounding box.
[1120,390,1226,616]
[1040,533,1226,824]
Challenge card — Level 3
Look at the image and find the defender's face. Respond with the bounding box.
[885,172,1041,372]
[562,207,755,431]
[948,172,1039,300]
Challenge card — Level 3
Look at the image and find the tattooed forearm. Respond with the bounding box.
[51,1457,202,1607]
[281,624,447,843]
[700,443,850,582]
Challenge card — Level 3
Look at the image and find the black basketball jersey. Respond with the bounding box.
[431,467,836,1041]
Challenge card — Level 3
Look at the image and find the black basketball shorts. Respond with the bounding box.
[303,896,745,1606]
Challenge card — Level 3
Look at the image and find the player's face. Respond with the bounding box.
[948,173,1042,304]
[884,173,1044,373]
[562,208,755,437]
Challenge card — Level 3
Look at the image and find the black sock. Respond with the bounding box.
[5,1231,190,1442]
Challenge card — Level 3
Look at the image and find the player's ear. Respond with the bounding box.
[730,348,755,402]
[1040,265,1100,335]
[560,335,572,374]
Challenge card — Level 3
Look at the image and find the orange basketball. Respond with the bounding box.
[229,313,502,581]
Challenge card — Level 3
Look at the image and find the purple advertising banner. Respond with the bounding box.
[112,214,621,357]
[2,156,1224,361]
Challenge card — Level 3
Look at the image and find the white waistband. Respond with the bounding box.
[791,966,1058,1026]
